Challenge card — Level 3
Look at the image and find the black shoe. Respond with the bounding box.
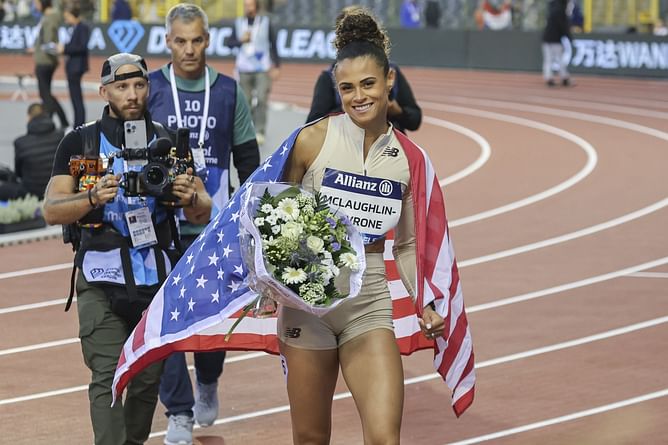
[562,78,573,87]
[546,79,556,87]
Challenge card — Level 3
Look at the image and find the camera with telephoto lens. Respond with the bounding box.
[113,127,193,203]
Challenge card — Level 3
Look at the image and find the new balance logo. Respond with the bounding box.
[284,327,302,338]
[382,146,399,157]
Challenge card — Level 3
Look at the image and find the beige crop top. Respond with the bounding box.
[301,114,418,299]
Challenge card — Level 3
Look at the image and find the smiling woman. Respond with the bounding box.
[276,6,473,444]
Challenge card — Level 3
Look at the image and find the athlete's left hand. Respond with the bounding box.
[418,305,445,340]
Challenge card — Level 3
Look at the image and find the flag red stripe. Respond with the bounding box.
[385,259,399,281]
[438,311,469,378]
[423,177,446,279]
[392,296,418,316]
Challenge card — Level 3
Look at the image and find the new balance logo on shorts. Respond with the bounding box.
[284,327,302,338]
[382,146,400,157]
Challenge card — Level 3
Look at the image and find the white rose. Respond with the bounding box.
[306,235,325,253]
[281,221,303,239]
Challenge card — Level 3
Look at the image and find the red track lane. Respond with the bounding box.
[1,54,666,444]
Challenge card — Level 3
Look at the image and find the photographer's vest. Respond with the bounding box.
[234,15,272,73]
[64,121,174,311]
[148,66,236,218]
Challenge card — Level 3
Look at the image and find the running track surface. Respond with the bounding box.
[1,55,667,445]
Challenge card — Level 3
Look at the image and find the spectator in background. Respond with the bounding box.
[306,5,422,133]
[30,0,69,129]
[567,0,584,33]
[59,3,90,128]
[425,0,441,28]
[224,0,281,146]
[400,0,421,28]
[13,103,63,199]
[653,18,668,36]
[111,0,132,21]
[475,0,512,30]
[78,0,95,22]
[542,0,572,87]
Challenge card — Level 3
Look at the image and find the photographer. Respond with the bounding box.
[42,53,212,445]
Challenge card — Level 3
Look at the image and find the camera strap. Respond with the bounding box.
[64,121,101,312]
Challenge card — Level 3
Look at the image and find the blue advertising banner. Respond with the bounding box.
[1,21,665,78]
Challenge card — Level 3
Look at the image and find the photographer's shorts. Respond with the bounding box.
[278,253,394,349]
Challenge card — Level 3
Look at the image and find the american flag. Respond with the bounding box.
[112,125,475,417]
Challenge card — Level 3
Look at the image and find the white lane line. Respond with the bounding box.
[418,116,492,187]
[0,338,80,356]
[628,272,668,279]
[0,298,70,314]
[447,388,668,445]
[3,258,666,404]
[522,95,668,120]
[146,314,668,440]
[459,198,668,267]
[0,351,268,406]
[432,105,597,227]
[0,385,90,406]
[474,315,668,368]
[440,97,668,143]
[0,263,70,281]
[468,256,668,313]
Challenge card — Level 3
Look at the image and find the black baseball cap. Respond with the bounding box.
[100,53,148,85]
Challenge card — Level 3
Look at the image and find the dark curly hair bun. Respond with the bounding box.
[334,8,390,56]
[333,8,390,74]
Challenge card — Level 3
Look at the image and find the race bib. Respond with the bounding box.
[320,168,402,244]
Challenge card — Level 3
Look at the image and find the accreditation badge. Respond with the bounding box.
[191,147,207,172]
[125,206,158,249]
[320,168,402,244]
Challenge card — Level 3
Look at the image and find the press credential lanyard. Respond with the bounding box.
[169,63,210,172]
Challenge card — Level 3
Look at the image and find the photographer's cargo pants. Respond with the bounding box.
[76,273,164,445]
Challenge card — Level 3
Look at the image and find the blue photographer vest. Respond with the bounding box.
[148,66,236,218]
[79,133,172,287]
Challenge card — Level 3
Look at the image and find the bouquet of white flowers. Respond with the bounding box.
[238,182,366,317]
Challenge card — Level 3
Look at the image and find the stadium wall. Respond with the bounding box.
[0,21,666,78]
